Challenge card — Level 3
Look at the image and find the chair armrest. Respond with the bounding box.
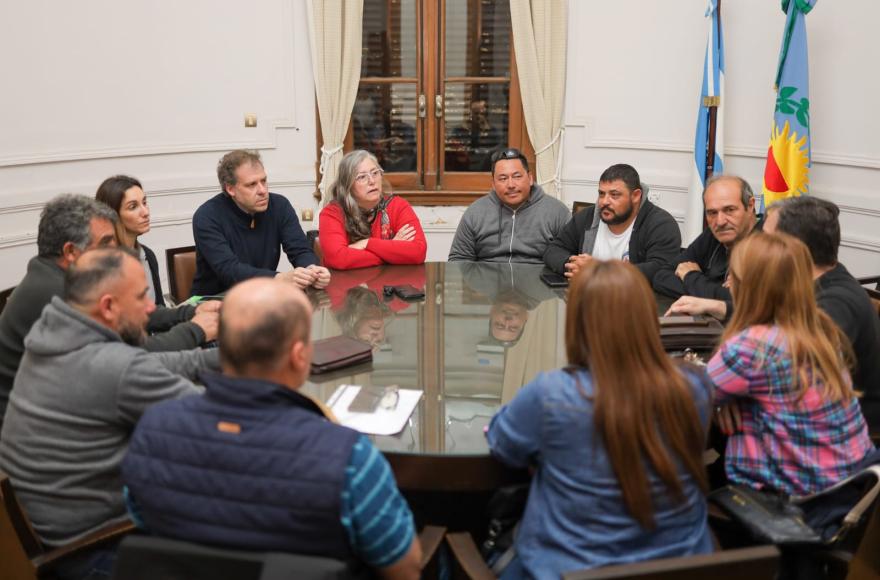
[856,275,880,288]
[418,525,446,569]
[33,521,135,571]
[445,531,496,580]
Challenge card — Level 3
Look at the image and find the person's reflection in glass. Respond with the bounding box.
[488,289,529,345]
[335,287,393,350]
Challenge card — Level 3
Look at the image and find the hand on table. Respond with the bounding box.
[675,261,701,281]
[664,296,727,320]
[307,265,331,289]
[564,254,593,278]
[278,267,317,289]
[190,309,219,342]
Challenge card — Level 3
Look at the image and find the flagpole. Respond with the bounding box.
[700,0,721,231]
[704,0,720,181]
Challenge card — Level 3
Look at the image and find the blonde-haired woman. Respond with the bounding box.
[319,150,426,270]
[709,232,873,496]
[488,260,712,578]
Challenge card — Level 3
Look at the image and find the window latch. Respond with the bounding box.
[435,95,443,119]
[418,94,426,118]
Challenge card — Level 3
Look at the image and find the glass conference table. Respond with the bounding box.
[301,262,680,493]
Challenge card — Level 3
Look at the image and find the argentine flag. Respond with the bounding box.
[686,0,724,244]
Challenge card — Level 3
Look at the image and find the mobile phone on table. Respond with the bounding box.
[540,270,569,288]
[393,285,425,300]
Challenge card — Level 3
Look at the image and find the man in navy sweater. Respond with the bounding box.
[191,150,331,295]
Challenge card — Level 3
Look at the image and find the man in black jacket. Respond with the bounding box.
[653,175,758,301]
[770,197,880,429]
[543,164,680,283]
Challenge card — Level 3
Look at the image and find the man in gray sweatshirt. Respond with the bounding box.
[448,148,569,263]
[0,248,218,575]
[0,195,219,437]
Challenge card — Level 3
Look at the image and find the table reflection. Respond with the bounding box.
[302,262,566,459]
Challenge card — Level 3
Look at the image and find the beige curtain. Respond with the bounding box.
[307,0,364,203]
[509,0,567,199]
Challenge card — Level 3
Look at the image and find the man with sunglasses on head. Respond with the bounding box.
[448,148,569,263]
[192,149,330,296]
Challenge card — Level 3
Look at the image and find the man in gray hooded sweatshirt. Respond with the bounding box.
[0,247,218,578]
[448,148,569,263]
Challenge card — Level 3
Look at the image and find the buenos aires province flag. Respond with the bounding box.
[761,0,818,210]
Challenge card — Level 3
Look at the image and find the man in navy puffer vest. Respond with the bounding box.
[122,278,422,579]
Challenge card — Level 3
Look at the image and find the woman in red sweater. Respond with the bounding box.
[319,150,427,270]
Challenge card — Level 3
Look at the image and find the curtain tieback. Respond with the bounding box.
[535,128,565,195]
[317,143,344,197]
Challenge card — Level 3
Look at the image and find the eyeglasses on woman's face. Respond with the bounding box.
[354,168,384,185]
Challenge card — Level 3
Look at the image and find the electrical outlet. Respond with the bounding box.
[301,209,314,222]
[244,113,257,128]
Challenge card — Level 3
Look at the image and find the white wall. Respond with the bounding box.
[1,0,878,291]
[0,0,320,291]
[563,0,880,277]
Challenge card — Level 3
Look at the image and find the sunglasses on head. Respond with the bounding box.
[491,148,527,165]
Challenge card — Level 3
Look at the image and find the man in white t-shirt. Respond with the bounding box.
[543,164,681,283]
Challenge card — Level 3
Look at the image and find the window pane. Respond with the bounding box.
[353,83,418,173]
[444,83,508,172]
[445,0,510,78]
[362,0,417,78]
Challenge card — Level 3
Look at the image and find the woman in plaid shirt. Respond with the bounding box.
[708,232,874,496]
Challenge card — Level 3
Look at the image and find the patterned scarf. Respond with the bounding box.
[364,194,395,240]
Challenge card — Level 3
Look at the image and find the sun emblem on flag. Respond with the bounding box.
[762,121,809,207]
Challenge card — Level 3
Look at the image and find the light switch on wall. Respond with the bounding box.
[244,113,257,128]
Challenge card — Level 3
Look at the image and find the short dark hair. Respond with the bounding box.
[490,148,529,174]
[598,164,641,194]
[219,297,311,374]
[95,175,142,213]
[217,150,263,192]
[703,174,754,208]
[772,196,840,267]
[63,247,137,307]
[37,194,118,259]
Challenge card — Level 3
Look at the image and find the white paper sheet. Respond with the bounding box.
[328,385,422,436]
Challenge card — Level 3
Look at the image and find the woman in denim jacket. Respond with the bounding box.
[488,260,713,579]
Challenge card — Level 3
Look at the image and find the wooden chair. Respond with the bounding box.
[562,545,780,580]
[306,229,322,263]
[0,286,15,317]
[165,245,197,304]
[856,275,880,313]
[1,472,133,580]
[111,526,446,580]
[445,531,779,580]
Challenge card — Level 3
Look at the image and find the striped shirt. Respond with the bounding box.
[708,325,874,496]
[340,435,415,567]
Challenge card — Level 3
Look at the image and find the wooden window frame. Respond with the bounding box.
[316,0,532,206]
